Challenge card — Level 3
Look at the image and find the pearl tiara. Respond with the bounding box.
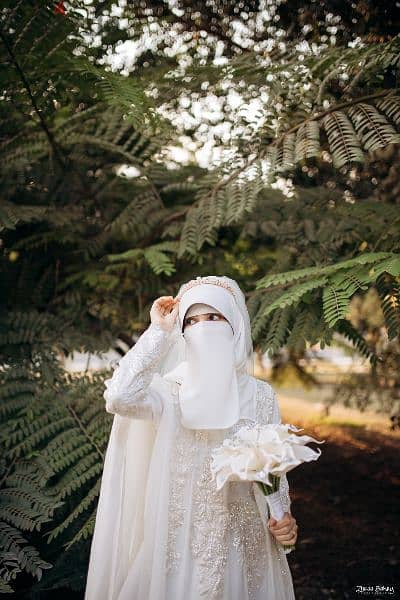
[177,276,236,300]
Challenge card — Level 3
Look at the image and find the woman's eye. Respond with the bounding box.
[209,314,219,320]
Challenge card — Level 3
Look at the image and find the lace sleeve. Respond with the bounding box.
[103,322,178,421]
[270,390,292,515]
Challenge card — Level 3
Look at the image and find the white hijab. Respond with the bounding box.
[163,281,257,428]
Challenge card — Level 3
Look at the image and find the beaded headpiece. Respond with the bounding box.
[176,276,236,300]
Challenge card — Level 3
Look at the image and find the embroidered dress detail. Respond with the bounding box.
[103,323,177,420]
[190,448,231,599]
[255,379,275,424]
[166,378,292,599]
[228,495,269,598]
[166,413,198,573]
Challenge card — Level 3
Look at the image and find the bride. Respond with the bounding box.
[84,275,298,600]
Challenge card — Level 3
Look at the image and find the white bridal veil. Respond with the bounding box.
[84,275,256,600]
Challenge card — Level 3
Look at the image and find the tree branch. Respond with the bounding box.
[0,26,67,171]
[159,88,399,230]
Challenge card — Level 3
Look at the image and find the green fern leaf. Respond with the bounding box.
[261,277,328,317]
[322,285,352,327]
[371,255,400,278]
[259,306,293,353]
[376,274,400,340]
[323,111,364,168]
[255,252,392,289]
[347,103,400,152]
[335,320,378,364]
[294,121,320,163]
[375,96,400,127]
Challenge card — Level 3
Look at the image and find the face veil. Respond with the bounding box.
[161,278,256,429]
[180,315,238,429]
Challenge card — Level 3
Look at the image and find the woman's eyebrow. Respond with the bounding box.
[184,312,222,321]
[196,313,224,319]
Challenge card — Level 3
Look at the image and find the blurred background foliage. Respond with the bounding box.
[0,0,399,595]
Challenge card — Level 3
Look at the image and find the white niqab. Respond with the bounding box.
[163,282,257,429]
[180,318,239,429]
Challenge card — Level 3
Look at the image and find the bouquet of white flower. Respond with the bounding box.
[210,423,325,551]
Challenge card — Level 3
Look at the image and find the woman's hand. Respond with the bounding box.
[150,296,180,332]
[267,512,298,546]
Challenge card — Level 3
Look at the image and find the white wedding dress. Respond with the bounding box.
[89,323,296,600]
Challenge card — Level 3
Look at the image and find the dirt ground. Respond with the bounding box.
[277,392,400,600]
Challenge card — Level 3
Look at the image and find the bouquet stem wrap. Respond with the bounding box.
[257,477,296,552]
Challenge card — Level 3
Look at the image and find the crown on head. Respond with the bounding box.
[177,276,236,300]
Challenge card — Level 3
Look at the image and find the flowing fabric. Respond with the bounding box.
[84,276,296,600]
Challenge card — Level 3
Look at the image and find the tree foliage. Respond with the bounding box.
[0,0,399,594]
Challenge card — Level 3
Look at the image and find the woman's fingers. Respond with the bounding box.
[270,514,295,531]
[269,513,298,543]
[276,531,297,542]
[153,297,177,315]
[165,304,179,319]
[165,301,179,315]
[273,524,297,539]
[150,295,180,331]
[154,296,173,307]
[272,522,295,534]
[156,296,179,307]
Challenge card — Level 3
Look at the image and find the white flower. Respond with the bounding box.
[210,423,324,490]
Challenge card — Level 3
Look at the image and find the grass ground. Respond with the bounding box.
[276,389,400,599]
